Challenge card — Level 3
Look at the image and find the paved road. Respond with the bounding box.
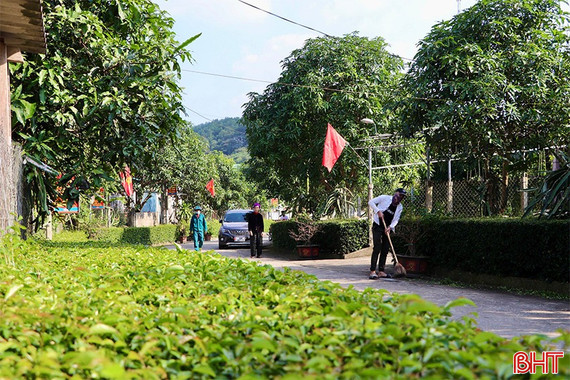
[172,240,570,341]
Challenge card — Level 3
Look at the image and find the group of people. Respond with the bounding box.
[188,202,264,258]
[189,187,408,280]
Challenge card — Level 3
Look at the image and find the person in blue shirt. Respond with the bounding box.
[190,205,208,252]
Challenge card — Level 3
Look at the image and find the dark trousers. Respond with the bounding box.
[370,222,390,272]
[250,232,262,257]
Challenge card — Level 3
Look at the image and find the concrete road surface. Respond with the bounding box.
[171,240,570,342]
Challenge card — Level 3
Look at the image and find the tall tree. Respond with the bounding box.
[9,0,198,228]
[242,33,406,214]
[399,0,570,213]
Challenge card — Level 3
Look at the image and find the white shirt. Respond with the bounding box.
[368,195,403,231]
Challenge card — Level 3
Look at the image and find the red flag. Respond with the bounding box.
[119,165,134,197]
[322,123,347,172]
[206,178,215,197]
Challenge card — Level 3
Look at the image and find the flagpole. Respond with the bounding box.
[345,142,368,168]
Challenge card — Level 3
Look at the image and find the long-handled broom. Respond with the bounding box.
[381,218,407,278]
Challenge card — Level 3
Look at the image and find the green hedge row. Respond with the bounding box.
[3,239,567,378]
[391,218,569,283]
[270,219,369,256]
[93,224,177,245]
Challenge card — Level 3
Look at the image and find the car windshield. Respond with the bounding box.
[224,212,249,223]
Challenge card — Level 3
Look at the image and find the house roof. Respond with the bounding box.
[0,0,46,54]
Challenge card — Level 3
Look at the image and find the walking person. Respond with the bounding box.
[368,188,406,279]
[190,205,208,252]
[248,202,264,258]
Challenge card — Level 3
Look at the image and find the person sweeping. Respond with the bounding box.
[368,188,406,279]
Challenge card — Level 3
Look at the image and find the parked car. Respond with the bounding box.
[218,209,251,249]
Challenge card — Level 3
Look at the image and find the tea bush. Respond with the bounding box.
[0,237,567,378]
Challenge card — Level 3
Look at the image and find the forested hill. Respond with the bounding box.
[193,117,248,161]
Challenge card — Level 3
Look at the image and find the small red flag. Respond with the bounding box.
[119,165,134,197]
[322,123,347,172]
[206,178,215,197]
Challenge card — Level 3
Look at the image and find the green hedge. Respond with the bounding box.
[93,225,177,245]
[391,218,569,283]
[270,219,369,256]
[1,238,567,378]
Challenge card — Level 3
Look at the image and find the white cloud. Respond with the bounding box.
[232,33,311,82]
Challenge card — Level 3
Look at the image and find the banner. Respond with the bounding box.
[206,178,215,197]
[322,123,347,172]
[119,165,134,197]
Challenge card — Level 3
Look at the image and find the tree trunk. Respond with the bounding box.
[499,159,509,214]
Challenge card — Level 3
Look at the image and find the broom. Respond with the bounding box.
[381,218,407,278]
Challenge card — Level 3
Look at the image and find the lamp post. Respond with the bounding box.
[360,118,376,244]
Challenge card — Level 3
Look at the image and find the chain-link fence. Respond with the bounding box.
[375,175,543,218]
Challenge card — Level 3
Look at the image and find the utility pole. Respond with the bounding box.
[457,0,462,13]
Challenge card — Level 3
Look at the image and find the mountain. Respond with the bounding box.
[193,117,248,162]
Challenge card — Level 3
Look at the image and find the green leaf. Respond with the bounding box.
[193,363,216,377]
[4,284,23,301]
[88,323,119,336]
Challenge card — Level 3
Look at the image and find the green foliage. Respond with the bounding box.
[272,218,369,255]
[10,0,196,226]
[206,219,221,237]
[0,238,567,378]
[193,117,248,158]
[314,219,370,256]
[400,0,569,166]
[92,227,124,243]
[93,225,177,245]
[391,218,570,282]
[242,33,407,214]
[523,151,570,219]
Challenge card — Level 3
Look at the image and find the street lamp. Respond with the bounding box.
[360,118,376,245]
[360,118,377,134]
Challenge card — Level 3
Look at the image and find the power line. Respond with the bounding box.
[182,68,446,102]
[184,105,213,122]
[237,0,333,37]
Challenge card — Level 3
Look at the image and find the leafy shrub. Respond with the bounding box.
[391,218,569,282]
[93,227,124,243]
[207,218,221,237]
[0,238,567,378]
[93,225,177,245]
[314,219,369,255]
[271,218,369,255]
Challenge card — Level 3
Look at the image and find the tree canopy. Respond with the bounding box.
[399,0,569,165]
[10,0,198,226]
[242,33,410,214]
[193,117,248,162]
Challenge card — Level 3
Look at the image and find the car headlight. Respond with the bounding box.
[220,227,228,234]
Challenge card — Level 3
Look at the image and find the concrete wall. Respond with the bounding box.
[133,212,158,227]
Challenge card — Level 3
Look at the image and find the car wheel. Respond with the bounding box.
[218,242,227,250]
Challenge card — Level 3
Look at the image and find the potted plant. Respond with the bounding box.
[289,215,322,258]
[175,223,187,244]
[394,219,429,274]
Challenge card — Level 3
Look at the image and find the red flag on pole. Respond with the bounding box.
[322,123,347,172]
[206,178,215,197]
[119,165,134,197]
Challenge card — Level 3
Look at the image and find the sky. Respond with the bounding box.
[150,0,526,126]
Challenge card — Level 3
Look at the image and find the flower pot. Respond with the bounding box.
[205,233,212,241]
[296,244,320,258]
[398,255,429,274]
